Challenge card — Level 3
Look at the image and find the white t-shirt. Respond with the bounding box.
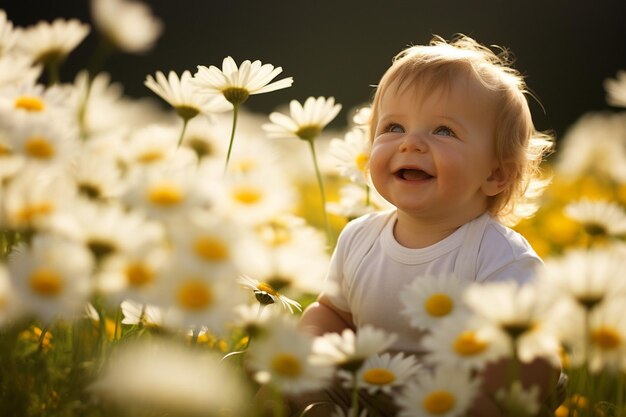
[324,209,542,352]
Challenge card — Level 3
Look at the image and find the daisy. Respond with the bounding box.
[329,127,371,185]
[565,198,626,238]
[179,117,228,161]
[0,263,23,326]
[339,352,421,395]
[247,316,333,394]
[395,367,479,417]
[604,70,626,108]
[90,339,249,416]
[96,243,170,306]
[0,10,18,57]
[6,112,79,167]
[68,147,126,201]
[262,96,342,241]
[168,211,244,277]
[312,325,397,372]
[263,96,342,142]
[210,171,297,226]
[91,0,163,54]
[538,248,626,314]
[158,263,246,334]
[144,70,230,146]
[580,299,626,372]
[238,274,301,313]
[327,183,392,221]
[192,56,293,170]
[555,112,626,183]
[192,56,293,105]
[494,381,541,417]
[399,273,472,331]
[58,200,165,264]
[351,105,372,128]
[0,55,42,88]
[123,163,209,223]
[2,166,77,232]
[120,299,163,328]
[0,81,75,119]
[8,234,94,322]
[14,18,89,82]
[123,124,197,171]
[464,281,561,363]
[421,316,510,371]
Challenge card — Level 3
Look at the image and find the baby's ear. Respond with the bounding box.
[482,164,511,196]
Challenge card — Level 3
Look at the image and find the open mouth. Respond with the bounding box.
[395,168,434,181]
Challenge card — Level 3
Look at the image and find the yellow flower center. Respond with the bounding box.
[177,279,213,311]
[258,221,292,246]
[16,202,54,222]
[14,95,46,112]
[591,326,622,350]
[194,237,229,261]
[233,158,257,173]
[424,293,453,317]
[355,152,369,172]
[423,390,456,414]
[362,368,396,385]
[137,150,165,164]
[271,353,302,377]
[257,282,279,296]
[147,183,184,206]
[0,143,11,156]
[25,136,55,159]
[453,330,488,356]
[295,124,322,141]
[232,187,262,205]
[29,268,63,297]
[125,263,154,287]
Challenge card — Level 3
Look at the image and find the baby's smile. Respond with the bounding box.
[394,168,435,181]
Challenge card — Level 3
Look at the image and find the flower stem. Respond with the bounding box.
[365,184,371,207]
[177,117,190,148]
[37,324,49,352]
[351,374,359,417]
[224,104,239,174]
[307,139,331,245]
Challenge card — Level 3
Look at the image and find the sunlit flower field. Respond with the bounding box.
[1,3,626,417]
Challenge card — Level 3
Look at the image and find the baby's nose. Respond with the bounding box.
[399,133,428,153]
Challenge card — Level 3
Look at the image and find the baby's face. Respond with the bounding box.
[369,73,504,224]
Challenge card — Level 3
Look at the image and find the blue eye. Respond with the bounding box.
[387,123,405,133]
[433,126,456,137]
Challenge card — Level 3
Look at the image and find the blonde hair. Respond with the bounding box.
[368,35,554,226]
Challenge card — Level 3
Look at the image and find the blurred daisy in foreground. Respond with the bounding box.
[179,117,228,161]
[604,69,626,108]
[144,70,230,146]
[14,18,89,83]
[192,56,293,170]
[91,0,162,54]
[90,339,249,416]
[329,127,371,185]
[538,248,626,315]
[400,273,471,331]
[123,124,196,171]
[339,352,420,395]
[312,325,397,372]
[422,316,510,371]
[68,147,126,201]
[464,281,561,363]
[0,81,74,118]
[565,198,626,238]
[395,367,479,417]
[494,381,540,417]
[327,183,391,221]
[238,274,301,313]
[247,316,333,394]
[8,234,94,322]
[262,96,342,242]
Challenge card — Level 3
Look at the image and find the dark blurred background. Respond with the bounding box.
[4,0,626,140]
